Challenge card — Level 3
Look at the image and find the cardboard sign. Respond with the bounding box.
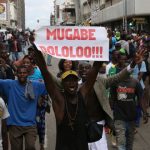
[35,26,109,61]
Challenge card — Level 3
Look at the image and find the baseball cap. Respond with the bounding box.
[61,70,79,80]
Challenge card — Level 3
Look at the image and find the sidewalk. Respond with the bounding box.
[107,120,150,150]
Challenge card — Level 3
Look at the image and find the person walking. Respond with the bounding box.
[111,53,148,150]
[78,52,144,150]
[23,55,50,150]
[0,66,47,150]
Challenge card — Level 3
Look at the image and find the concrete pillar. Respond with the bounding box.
[74,0,81,25]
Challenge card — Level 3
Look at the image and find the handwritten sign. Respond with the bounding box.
[35,26,109,61]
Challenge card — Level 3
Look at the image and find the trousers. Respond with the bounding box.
[9,125,37,150]
[115,120,135,150]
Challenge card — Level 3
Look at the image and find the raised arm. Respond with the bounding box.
[80,61,103,98]
[32,44,64,123]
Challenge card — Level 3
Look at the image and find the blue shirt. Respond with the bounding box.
[0,79,47,126]
[109,37,117,52]
[28,67,43,81]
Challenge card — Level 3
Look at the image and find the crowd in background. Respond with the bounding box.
[0,27,149,150]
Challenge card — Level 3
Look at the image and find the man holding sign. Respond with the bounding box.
[31,26,146,150]
[32,43,103,150]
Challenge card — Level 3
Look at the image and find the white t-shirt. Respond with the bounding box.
[132,61,147,89]
[0,98,9,149]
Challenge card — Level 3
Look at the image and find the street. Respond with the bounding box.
[1,1,150,150]
[44,110,150,150]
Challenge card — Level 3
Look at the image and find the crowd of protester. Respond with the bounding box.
[0,27,149,150]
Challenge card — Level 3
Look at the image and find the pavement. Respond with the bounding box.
[107,120,150,150]
[38,57,150,150]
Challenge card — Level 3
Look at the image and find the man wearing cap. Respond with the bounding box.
[33,45,103,150]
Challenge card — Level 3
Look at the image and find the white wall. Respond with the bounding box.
[135,0,150,15]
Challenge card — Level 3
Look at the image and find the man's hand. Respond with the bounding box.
[130,49,147,68]
[29,35,35,44]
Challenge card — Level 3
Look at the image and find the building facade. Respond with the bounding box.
[15,0,25,30]
[0,0,11,28]
[50,13,55,26]
[0,0,25,30]
[54,0,76,25]
[80,0,92,25]
[80,0,150,31]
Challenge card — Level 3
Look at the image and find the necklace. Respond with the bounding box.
[65,94,79,131]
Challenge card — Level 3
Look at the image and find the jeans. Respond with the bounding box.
[135,105,142,127]
[114,120,135,150]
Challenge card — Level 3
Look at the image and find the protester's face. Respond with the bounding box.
[17,68,28,84]
[99,65,106,74]
[119,55,127,66]
[63,60,73,71]
[23,58,33,70]
[1,50,9,59]
[78,63,91,82]
[63,75,78,95]
[112,51,119,60]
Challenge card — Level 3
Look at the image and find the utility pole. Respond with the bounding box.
[124,0,127,32]
[123,0,127,32]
